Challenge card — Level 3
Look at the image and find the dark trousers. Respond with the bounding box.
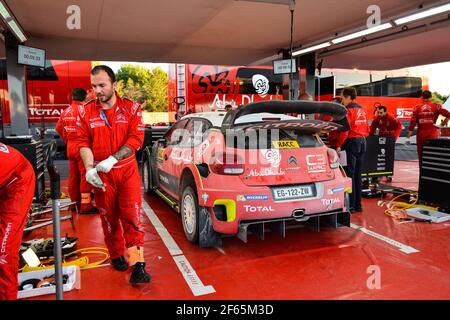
[343,137,367,210]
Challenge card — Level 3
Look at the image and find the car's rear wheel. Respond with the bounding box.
[344,192,350,212]
[180,185,199,243]
[142,157,154,195]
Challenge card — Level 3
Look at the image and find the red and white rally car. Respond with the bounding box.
[142,101,352,247]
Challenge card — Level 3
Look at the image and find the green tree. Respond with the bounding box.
[431,92,444,104]
[115,64,168,112]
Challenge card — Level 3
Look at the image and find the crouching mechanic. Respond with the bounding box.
[77,65,150,284]
[0,143,36,299]
[369,105,402,142]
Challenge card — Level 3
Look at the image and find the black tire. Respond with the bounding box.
[142,157,154,195]
[180,185,199,243]
[344,192,350,213]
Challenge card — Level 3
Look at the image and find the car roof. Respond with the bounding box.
[183,111,298,127]
[182,112,227,127]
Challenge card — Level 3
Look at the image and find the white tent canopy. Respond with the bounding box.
[1,0,450,70]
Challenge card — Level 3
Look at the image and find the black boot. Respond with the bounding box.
[111,256,129,271]
[80,206,99,214]
[130,262,151,284]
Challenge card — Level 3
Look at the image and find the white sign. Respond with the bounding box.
[273,59,296,74]
[18,45,45,68]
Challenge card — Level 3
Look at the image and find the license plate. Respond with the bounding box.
[272,185,315,201]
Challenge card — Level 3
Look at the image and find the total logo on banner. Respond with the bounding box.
[397,108,413,119]
[244,205,275,213]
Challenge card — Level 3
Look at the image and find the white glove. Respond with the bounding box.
[95,156,118,173]
[86,168,106,191]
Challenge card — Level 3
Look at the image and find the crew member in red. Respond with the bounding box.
[317,97,343,149]
[337,87,369,213]
[406,90,450,166]
[0,143,36,300]
[77,65,150,285]
[369,105,402,142]
[56,88,97,214]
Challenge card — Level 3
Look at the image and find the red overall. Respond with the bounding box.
[0,143,35,300]
[408,100,450,164]
[56,101,94,212]
[369,112,402,142]
[77,95,145,260]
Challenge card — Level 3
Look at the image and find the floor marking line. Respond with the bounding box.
[350,223,420,254]
[142,199,216,296]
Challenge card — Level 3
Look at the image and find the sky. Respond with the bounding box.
[409,62,450,96]
[103,60,450,96]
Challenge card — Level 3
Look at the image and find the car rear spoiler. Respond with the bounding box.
[222,100,349,131]
[236,119,342,134]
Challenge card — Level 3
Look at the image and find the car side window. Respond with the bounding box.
[165,119,188,145]
[180,119,211,148]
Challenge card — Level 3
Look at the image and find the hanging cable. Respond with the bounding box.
[289,0,295,100]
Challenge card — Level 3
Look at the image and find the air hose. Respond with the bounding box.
[20,247,110,272]
[379,192,438,221]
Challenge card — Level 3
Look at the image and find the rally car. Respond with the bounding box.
[141,100,352,247]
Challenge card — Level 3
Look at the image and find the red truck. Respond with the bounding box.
[0,59,92,148]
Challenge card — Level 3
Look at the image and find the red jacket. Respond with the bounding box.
[336,103,369,147]
[408,100,450,136]
[369,112,402,141]
[56,101,83,144]
[77,95,145,165]
[0,143,31,188]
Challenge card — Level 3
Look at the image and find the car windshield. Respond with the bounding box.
[225,128,323,149]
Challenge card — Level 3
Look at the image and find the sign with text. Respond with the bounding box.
[273,59,296,74]
[18,45,46,68]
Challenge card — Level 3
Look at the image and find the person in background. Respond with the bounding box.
[406,90,450,167]
[56,88,97,214]
[369,105,402,142]
[337,87,369,213]
[0,143,36,300]
[224,104,233,112]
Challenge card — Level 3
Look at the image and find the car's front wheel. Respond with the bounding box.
[180,185,199,243]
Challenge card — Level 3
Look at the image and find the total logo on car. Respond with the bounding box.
[142,100,352,247]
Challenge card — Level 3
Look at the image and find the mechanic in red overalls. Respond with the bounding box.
[77,65,150,285]
[0,143,35,300]
[406,90,450,167]
[369,105,402,142]
[317,97,344,149]
[336,87,369,213]
[56,88,97,214]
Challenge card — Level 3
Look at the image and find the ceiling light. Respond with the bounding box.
[395,3,450,25]
[8,20,27,42]
[292,42,331,56]
[0,0,27,42]
[0,1,11,20]
[331,23,393,44]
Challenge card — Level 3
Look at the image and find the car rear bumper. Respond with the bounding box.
[200,178,352,235]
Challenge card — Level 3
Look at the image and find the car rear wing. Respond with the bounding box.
[236,119,343,134]
[222,100,349,131]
